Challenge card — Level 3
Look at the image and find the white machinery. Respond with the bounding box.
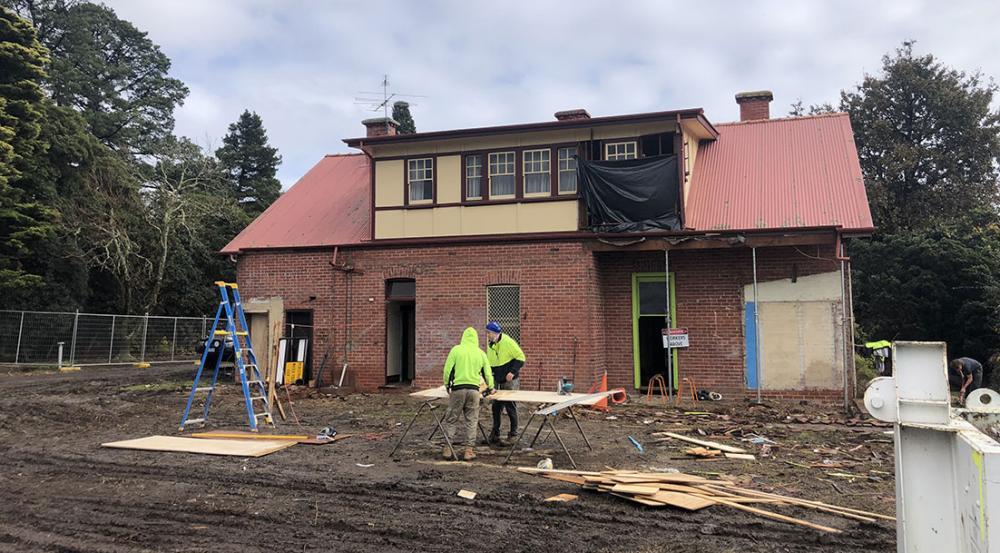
[865,341,1000,552]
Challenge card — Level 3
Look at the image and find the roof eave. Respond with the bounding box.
[343,108,713,148]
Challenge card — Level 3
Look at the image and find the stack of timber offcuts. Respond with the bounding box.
[517,467,895,535]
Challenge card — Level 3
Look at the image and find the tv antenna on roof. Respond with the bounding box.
[354,74,425,129]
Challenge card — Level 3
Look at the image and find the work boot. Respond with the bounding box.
[442,445,455,459]
[462,447,477,461]
[487,432,500,446]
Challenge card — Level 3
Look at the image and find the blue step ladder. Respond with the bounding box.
[179,281,274,431]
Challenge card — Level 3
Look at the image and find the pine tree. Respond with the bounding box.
[392,101,416,134]
[215,110,282,217]
[841,41,1000,233]
[4,0,189,155]
[0,7,56,303]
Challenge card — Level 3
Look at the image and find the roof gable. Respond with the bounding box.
[685,113,873,232]
[221,154,370,253]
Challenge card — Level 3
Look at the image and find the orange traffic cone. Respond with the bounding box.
[588,372,609,411]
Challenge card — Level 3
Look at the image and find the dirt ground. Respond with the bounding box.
[0,363,896,552]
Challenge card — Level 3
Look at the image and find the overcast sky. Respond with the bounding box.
[103,0,1000,187]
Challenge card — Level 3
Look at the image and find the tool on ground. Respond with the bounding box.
[179,282,275,431]
[627,435,644,453]
[313,346,332,388]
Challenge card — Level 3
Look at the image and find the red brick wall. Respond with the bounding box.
[597,245,844,399]
[236,241,847,400]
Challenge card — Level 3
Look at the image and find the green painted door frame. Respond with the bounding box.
[631,272,678,389]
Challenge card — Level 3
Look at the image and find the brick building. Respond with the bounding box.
[223,91,874,402]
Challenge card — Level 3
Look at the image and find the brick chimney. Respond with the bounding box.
[362,117,399,137]
[735,91,773,121]
[554,109,591,121]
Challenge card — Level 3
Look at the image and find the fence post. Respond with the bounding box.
[201,316,207,338]
[171,317,178,361]
[70,309,79,366]
[57,342,64,368]
[14,311,24,364]
[108,315,116,364]
[140,312,149,363]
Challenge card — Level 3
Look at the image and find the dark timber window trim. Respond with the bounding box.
[406,157,435,205]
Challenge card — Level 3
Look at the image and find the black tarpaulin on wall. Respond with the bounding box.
[577,154,681,232]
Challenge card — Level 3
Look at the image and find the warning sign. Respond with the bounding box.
[661,328,689,348]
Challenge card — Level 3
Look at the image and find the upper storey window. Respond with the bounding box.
[604,141,637,161]
[523,149,550,195]
[408,158,433,202]
[489,151,516,198]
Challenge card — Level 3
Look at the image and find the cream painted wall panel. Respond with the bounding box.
[516,201,579,233]
[374,200,578,238]
[375,160,404,207]
[758,300,842,390]
[437,155,462,204]
[375,210,405,239]
[759,302,803,389]
[682,128,700,206]
[404,208,434,237]
[802,302,841,388]
[461,203,518,235]
[432,206,462,236]
[743,271,842,303]
[591,121,678,140]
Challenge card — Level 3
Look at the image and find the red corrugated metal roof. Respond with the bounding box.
[685,113,873,232]
[221,153,370,253]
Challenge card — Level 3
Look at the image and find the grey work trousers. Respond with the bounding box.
[491,378,520,437]
[443,388,481,446]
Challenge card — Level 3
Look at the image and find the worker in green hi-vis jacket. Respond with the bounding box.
[442,327,495,461]
[485,321,526,446]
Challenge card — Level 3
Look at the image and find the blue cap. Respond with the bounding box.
[485,321,502,333]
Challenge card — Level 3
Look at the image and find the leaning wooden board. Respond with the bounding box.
[102,436,296,457]
[410,385,610,405]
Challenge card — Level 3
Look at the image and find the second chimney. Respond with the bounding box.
[735,91,773,121]
[363,117,399,138]
[554,109,591,121]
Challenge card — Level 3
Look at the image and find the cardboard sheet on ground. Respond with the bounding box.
[410,386,606,405]
[101,435,296,457]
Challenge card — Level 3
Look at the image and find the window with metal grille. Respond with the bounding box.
[486,285,521,343]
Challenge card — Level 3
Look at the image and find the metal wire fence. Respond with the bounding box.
[0,310,209,367]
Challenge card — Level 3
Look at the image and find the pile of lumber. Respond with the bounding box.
[518,467,894,534]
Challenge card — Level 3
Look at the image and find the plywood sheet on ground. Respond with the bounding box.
[410,386,604,405]
[101,436,296,457]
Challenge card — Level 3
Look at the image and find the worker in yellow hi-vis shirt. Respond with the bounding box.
[485,321,525,446]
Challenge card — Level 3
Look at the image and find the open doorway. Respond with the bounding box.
[631,273,678,390]
[386,279,416,384]
[284,310,313,383]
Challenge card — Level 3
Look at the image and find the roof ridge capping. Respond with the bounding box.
[716,111,850,127]
[324,152,366,158]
